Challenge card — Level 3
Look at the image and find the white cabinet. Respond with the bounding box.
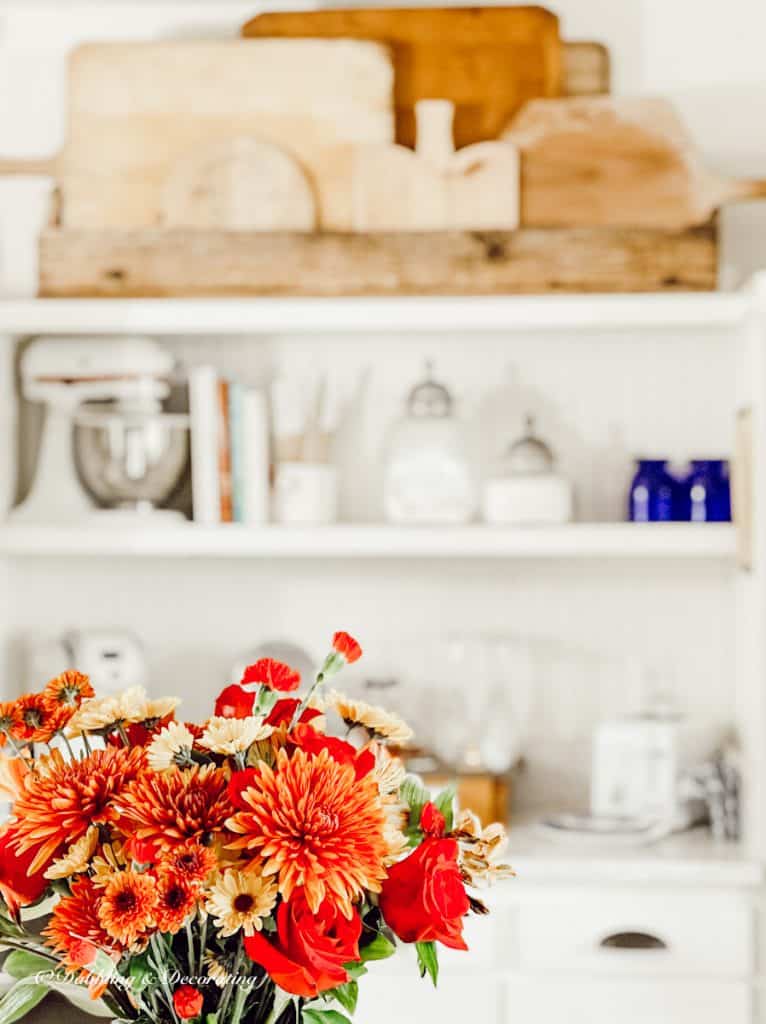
[507,978,751,1024]
[356,969,502,1024]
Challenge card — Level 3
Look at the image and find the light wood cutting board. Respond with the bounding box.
[348,100,519,231]
[242,6,562,149]
[0,40,394,229]
[503,97,766,229]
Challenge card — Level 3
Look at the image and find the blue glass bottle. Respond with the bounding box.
[628,459,676,522]
[687,460,731,522]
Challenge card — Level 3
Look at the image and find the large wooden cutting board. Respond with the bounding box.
[242,6,562,148]
[503,97,766,229]
[50,40,395,229]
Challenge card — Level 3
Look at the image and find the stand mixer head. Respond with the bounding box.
[12,336,186,524]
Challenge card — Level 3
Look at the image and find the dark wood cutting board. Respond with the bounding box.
[242,5,562,148]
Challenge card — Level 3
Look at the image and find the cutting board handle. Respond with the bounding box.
[415,100,456,169]
[0,156,57,177]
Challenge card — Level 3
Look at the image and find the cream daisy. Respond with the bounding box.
[373,745,407,796]
[204,869,277,937]
[203,953,232,988]
[68,687,180,734]
[327,690,414,745]
[147,722,196,771]
[199,716,272,756]
[44,826,99,880]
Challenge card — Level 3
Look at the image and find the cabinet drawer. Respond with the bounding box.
[517,888,752,977]
[507,978,751,1024]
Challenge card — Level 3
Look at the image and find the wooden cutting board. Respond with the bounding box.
[161,137,316,231]
[4,40,394,229]
[242,6,562,149]
[349,100,519,231]
[503,97,766,228]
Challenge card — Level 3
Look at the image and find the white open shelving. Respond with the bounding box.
[0,522,738,559]
[0,292,749,336]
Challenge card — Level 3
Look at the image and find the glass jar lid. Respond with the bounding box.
[406,361,454,419]
[505,415,555,475]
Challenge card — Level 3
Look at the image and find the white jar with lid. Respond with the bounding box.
[384,363,475,524]
[482,415,573,525]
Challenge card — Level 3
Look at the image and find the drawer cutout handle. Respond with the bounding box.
[598,931,668,951]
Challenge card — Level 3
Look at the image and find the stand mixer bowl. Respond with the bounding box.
[74,404,190,514]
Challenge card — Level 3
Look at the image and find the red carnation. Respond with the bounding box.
[420,802,446,838]
[173,985,203,1020]
[291,723,374,780]
[241,659,301,693]
[379,837,470,951]
[333,632,362,665]
[265,698,323,729]
[245,890,362,998]
[214,684,254,719]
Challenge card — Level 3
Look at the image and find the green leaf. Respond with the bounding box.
[302,1009,352,1024]
[205,1016,219,1024]
[415,942,439,987]
[400,776,428,823]
[359,932,396,962]
[0,979,49,1024]
[128,950,156,994]
[325,981,358,1015]
[433,786,456,833]
[342,961,368,981]
[3,951,53,981]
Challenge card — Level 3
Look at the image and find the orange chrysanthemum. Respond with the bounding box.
[97,869,156,947]
[10,693,71,744]
[43,671,94,711]
[116,764,233,850]
[226,747,388,918]
[43,875,122,967]
[158,840,217,886]
[154,871,197,934]
[12,746,145,873]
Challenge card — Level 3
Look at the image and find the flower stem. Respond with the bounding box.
[263,989,291,1024]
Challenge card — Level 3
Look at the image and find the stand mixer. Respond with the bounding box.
[12,336,189,524]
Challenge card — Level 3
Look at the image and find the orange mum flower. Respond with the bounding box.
[116,765,233,850]
[12,746,145,873]
[43,671,94,711]
[11,693,71,744]
[0,702,23,747]
[43,875,121,967]
[154,871,197,934]
[158,840,217,886]
[226,747,388,918]
[97,870,156,947]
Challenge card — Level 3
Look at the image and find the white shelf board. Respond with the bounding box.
[0,293,748,336]
[0,522,737,560]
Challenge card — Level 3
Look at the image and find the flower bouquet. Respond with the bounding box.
[0,632,512,1024]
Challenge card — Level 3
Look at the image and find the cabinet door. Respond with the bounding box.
[356,971,501,1024]
[507,978,751,1024]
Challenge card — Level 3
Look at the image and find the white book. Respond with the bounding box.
[189,365,221,524]
[242,388,270,525]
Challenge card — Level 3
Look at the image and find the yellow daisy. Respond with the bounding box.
[204,869,277,937]
[44,826,99,880]
[327,690,414,745]
[199,717,272,756]
[147,722,196,771]
[373,745,407,796]
[68,687,179,734]
[91,840,128,887]
[203,953,232,988]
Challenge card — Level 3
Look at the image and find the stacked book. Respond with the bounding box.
[189,366,270,525]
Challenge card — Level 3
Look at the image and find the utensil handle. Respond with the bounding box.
[0,156,57,176]
[415,100,456,170]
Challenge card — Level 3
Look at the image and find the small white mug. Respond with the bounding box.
[273,462,339,525]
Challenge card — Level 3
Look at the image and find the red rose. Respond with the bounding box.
[173,985,203,1020]
[227,767,260,810]
[379,838,469,951]
[265,699,323,729]
[122,836,160,865]
[291,724,374,780]
[245,891,361,998]
[420,802,446,838]
[241,658,301,693]
[0,826,50,917]
[333,632,362,665]
[214,684,254,719]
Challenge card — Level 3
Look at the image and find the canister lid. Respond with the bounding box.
[406,361,454,418]
[506,415,555,475]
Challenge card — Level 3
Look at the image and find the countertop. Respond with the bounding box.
[501,817,763,888]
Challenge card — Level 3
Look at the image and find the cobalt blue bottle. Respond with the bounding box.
[687,460,731,522]
[628,459,676,522]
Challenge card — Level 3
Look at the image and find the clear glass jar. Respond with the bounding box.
[383,363,475,524]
